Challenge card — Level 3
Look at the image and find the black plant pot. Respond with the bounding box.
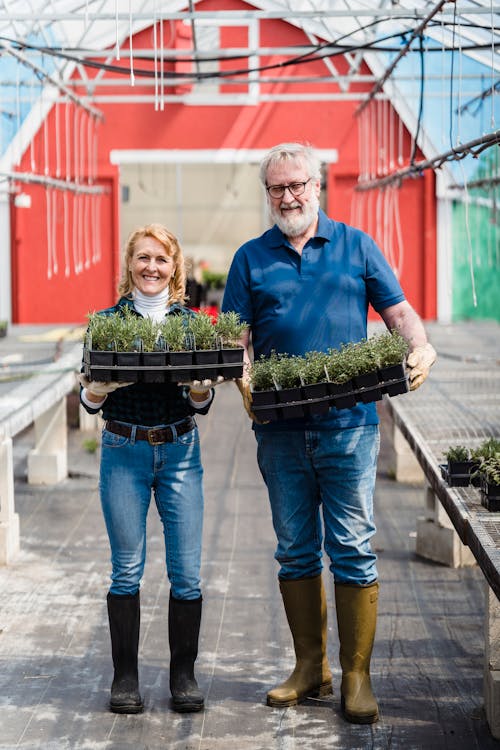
[448,460,476,487]
[193,349,219,381]
[378,363,408,396]
[219,347,244,378]
[142,351,167,383]
[251,388,280,422]
[85,349,116,381]
[480,478,500,511]
[440,462,472,487]
[277,386,306,420]
[302,382,330,417]
[328,381,357,410]
[168,351,194,382]
[115,352,141,382]
[352,370,383,403]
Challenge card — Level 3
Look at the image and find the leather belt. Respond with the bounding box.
[105,417,195,445]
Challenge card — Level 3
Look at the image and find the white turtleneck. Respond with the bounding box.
[132,288,170,321]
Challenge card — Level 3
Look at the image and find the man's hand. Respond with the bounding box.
[235,379,269,424]
[406,343,437,391]
[77,373,133,398]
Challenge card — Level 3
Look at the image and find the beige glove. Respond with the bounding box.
[406,343,437,391]
[179,376,225,395]
[77,373,133,398]
[235,379,269,424]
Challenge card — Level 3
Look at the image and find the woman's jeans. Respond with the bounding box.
[256,425,380,585]
[99,422,204,600]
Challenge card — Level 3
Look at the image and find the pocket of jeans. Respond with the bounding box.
[101,428,130,448]
[176,427,199,446]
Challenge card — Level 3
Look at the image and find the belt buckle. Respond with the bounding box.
[147,428,164,445]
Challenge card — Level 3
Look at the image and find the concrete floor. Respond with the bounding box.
[0,321,499,749]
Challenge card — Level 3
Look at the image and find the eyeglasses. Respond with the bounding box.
[265,178,311,199]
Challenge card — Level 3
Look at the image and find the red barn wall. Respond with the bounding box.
[10,0,436,324]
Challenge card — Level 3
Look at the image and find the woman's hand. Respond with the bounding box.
[77,373,133,400]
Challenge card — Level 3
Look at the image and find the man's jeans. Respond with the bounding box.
[256,425,380,585]
[100,422,204,599]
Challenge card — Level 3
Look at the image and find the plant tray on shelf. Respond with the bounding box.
[440,464,473,488]
[480,478,500,512]
[83,345,244,383]
[251,372,409,423]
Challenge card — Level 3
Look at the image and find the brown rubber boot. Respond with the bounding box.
[267,575,333,707]
[335,581,379,724]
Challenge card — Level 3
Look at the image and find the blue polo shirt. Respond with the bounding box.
[222,209,405,430]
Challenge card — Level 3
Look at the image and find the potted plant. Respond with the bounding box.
[202,270,227,307]
[0,320,7,338]
[139,317,167,383]
[471,438,500,489]
[441,445,474,487]
[249,352,280,421]
[84,311,121,380]
[325,346,358,410]
[112,307,142,382]
[349,339,383,404]
[373,329,409,395]
[160,314,193,381]
[214,311,246,378]
[272,354,306,419]
[189,311,219,380]
[478,455,500,511]
[299,351,330,417]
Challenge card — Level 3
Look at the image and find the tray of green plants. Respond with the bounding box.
[249,331,410,421]
[83,309,247,383]
[440,439,500,511]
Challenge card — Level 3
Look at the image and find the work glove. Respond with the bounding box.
[179,376,225,394]
[236,379,268,424]
[77,373,133,397]
[406,343,437,391]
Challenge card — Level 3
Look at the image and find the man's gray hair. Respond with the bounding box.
[259,142,322,186]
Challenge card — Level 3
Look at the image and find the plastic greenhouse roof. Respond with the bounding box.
[0,1,499,178]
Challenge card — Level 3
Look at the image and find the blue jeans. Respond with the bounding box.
[99,421,204,600]
[255,425,380,585]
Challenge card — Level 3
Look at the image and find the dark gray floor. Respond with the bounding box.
[0,321,499,749]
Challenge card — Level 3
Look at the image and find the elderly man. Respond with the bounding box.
[222,142,436,724]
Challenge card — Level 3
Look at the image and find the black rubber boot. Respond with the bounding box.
[168,594,204,712]
[107,591,144,714]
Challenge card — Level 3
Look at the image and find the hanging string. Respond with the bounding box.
[115,0,120,60]
[129,0,135,86]
[490,0,496,130]
[153,3,159,111]
[46,189,52,279]
[410,33,425,166]
[51,186,58,275]
[160,10,165,110]
[397,106,403,166]
[458,160,478,307]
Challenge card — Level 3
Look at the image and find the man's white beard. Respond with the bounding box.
[269,192,320,238]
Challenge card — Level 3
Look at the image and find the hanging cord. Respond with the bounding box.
[115,0,120,60]
[392,186,405,279]
[129,0,135,86]
[410,32,425,166]
[153,2,159,111]
[448,3,457,150]
[490,0,496,131]
[160,9,165,111]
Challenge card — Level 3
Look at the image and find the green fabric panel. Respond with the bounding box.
[451,201,500,322]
